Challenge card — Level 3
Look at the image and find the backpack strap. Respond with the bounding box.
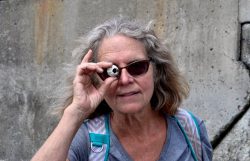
[86,114,110,161]
[172,108,202,161]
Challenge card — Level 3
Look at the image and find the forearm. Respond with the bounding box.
[31,105,87,161]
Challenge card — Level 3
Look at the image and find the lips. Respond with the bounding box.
[117,91,140,97]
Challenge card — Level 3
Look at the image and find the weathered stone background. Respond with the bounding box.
[0,0,249,160]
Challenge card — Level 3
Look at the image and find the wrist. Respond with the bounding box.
[63,104,89,125]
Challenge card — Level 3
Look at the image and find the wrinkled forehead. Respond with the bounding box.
[96,35,147,61]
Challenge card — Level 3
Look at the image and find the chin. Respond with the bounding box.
[114,103,148,114]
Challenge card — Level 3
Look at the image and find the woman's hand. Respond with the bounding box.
[68,50,116,118]
[31,50,115,161]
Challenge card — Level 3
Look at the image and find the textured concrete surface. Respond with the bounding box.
[160,0,250,141]
[0,0,250,160]
[239,0,250,23]
[213,109,250,161]
[241,24,250,68]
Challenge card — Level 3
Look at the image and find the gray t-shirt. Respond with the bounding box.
[68,114,213,161]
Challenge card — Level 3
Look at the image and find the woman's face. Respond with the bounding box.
[97,35,154,114]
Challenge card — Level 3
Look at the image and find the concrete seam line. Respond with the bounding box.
[211,23,250,149]
[211,101,250,149]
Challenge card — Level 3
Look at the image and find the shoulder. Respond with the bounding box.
[171,108,211,143]
[68,115,107,161]
[170,108,213,161]
[171,108,205,133]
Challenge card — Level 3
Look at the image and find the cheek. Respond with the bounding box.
[146,76,154,96]
[147,65,155,85]
[142,68,155,96]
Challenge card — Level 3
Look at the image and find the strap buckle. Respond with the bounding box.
[91,142,104,153]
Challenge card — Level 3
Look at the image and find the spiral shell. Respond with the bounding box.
[107,65,119,77]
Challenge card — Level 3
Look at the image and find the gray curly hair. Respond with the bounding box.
[52,17,189,118]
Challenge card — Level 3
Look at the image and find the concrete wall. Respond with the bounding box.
[213,0,250,160]
[0,0,249,160]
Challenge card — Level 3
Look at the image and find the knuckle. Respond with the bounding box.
[76,65,82,72]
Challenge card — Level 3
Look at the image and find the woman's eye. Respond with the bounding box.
[107,65,119,77]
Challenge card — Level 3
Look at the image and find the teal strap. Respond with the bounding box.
[172,116,199,161]
[104,114,110,161]
[89,133,109,147]
[188,111,201,137]
[87,114,110,161]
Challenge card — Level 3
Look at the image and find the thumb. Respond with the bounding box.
[98,77,117,97]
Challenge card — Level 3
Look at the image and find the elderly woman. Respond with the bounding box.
[31,17,212,161]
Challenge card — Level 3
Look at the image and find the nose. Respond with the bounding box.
[118,68,133,85]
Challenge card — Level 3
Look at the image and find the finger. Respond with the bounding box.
[98,77,117,97]
[96,62,113,69]
[73,69,91,85]
[77,63,103,75]
[81,49,93,63]
[78,61,113,75]
[77,65,93,76]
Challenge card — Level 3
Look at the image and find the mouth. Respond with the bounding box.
[117,91,140,97]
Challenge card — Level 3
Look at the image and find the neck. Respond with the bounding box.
[110,108,165,137]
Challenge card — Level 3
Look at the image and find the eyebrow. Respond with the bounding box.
[113,58,149,67]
